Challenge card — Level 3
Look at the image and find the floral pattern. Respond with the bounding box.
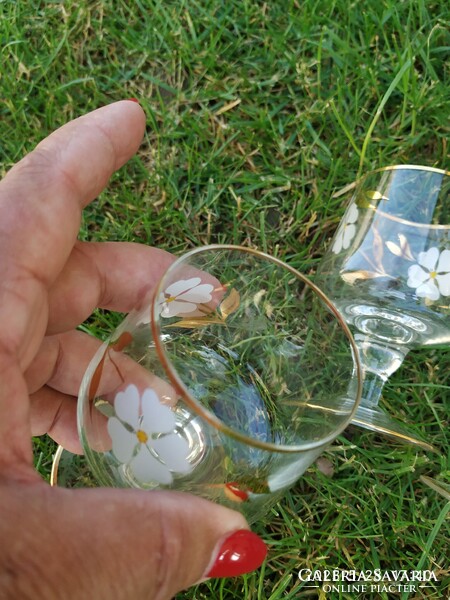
[158,277,214,318]
[135,277,215,325]
[332,203,359,254]
[107,384,192,484]
[407,247,450,301]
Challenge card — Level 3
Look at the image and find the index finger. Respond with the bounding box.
[0,100,145,366]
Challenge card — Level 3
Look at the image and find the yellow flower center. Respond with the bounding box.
[166,296,176,303]
[136,429,148,444]
[430,271,437,279]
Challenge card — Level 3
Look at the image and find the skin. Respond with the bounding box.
[0,101,248,599]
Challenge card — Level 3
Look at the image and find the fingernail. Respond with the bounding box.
[126,98,140,103]
[205,529,267,579]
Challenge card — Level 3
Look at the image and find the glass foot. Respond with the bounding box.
[351,406,439,453]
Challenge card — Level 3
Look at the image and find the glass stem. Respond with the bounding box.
[354,334,410,408]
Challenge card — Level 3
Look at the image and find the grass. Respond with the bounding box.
[1,0,449,597]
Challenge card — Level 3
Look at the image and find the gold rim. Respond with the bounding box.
[50,444,64,486]
[151,244,363,454]
[335,165,449,197]
[371,164,449,176]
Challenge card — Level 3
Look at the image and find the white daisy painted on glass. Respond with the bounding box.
[135,277,215,325]
[407,247,450,301]
[332,203,359,254]
[107,384,192,484]
[158,277,214,318]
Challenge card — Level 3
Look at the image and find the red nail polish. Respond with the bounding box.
[127,98,139,103]
[206,530,267,578]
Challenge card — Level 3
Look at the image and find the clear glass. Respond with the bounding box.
[316,166,449,451]
[55,246,362,522]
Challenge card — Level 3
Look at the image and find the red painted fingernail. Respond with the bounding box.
[206,530,267,578]
[126,98,139,103]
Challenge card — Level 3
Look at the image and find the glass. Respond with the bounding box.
[53,245,362,523]
[316,166,449,451]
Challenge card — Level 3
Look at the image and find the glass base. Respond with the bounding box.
[351,406,439,453]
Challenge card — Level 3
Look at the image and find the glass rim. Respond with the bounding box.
[151,244,363,454]
[371,164,449,176]
[354,165,449,230]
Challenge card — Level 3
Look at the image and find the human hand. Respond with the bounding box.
[0,101,267,599]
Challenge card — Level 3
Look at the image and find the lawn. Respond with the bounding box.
[1,1,449,598]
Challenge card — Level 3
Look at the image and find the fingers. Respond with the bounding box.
[27,330,178,451]
[30,386,82,454]
[46,241,175,334]
[0,101,145,365]
[24,331,100,396]
[0,482,266,599]
[0,102,147,465]
[0,357,35,472]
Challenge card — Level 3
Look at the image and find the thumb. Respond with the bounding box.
[0,481,267,599]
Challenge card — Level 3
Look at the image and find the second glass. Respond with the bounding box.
[316,166,449,450]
